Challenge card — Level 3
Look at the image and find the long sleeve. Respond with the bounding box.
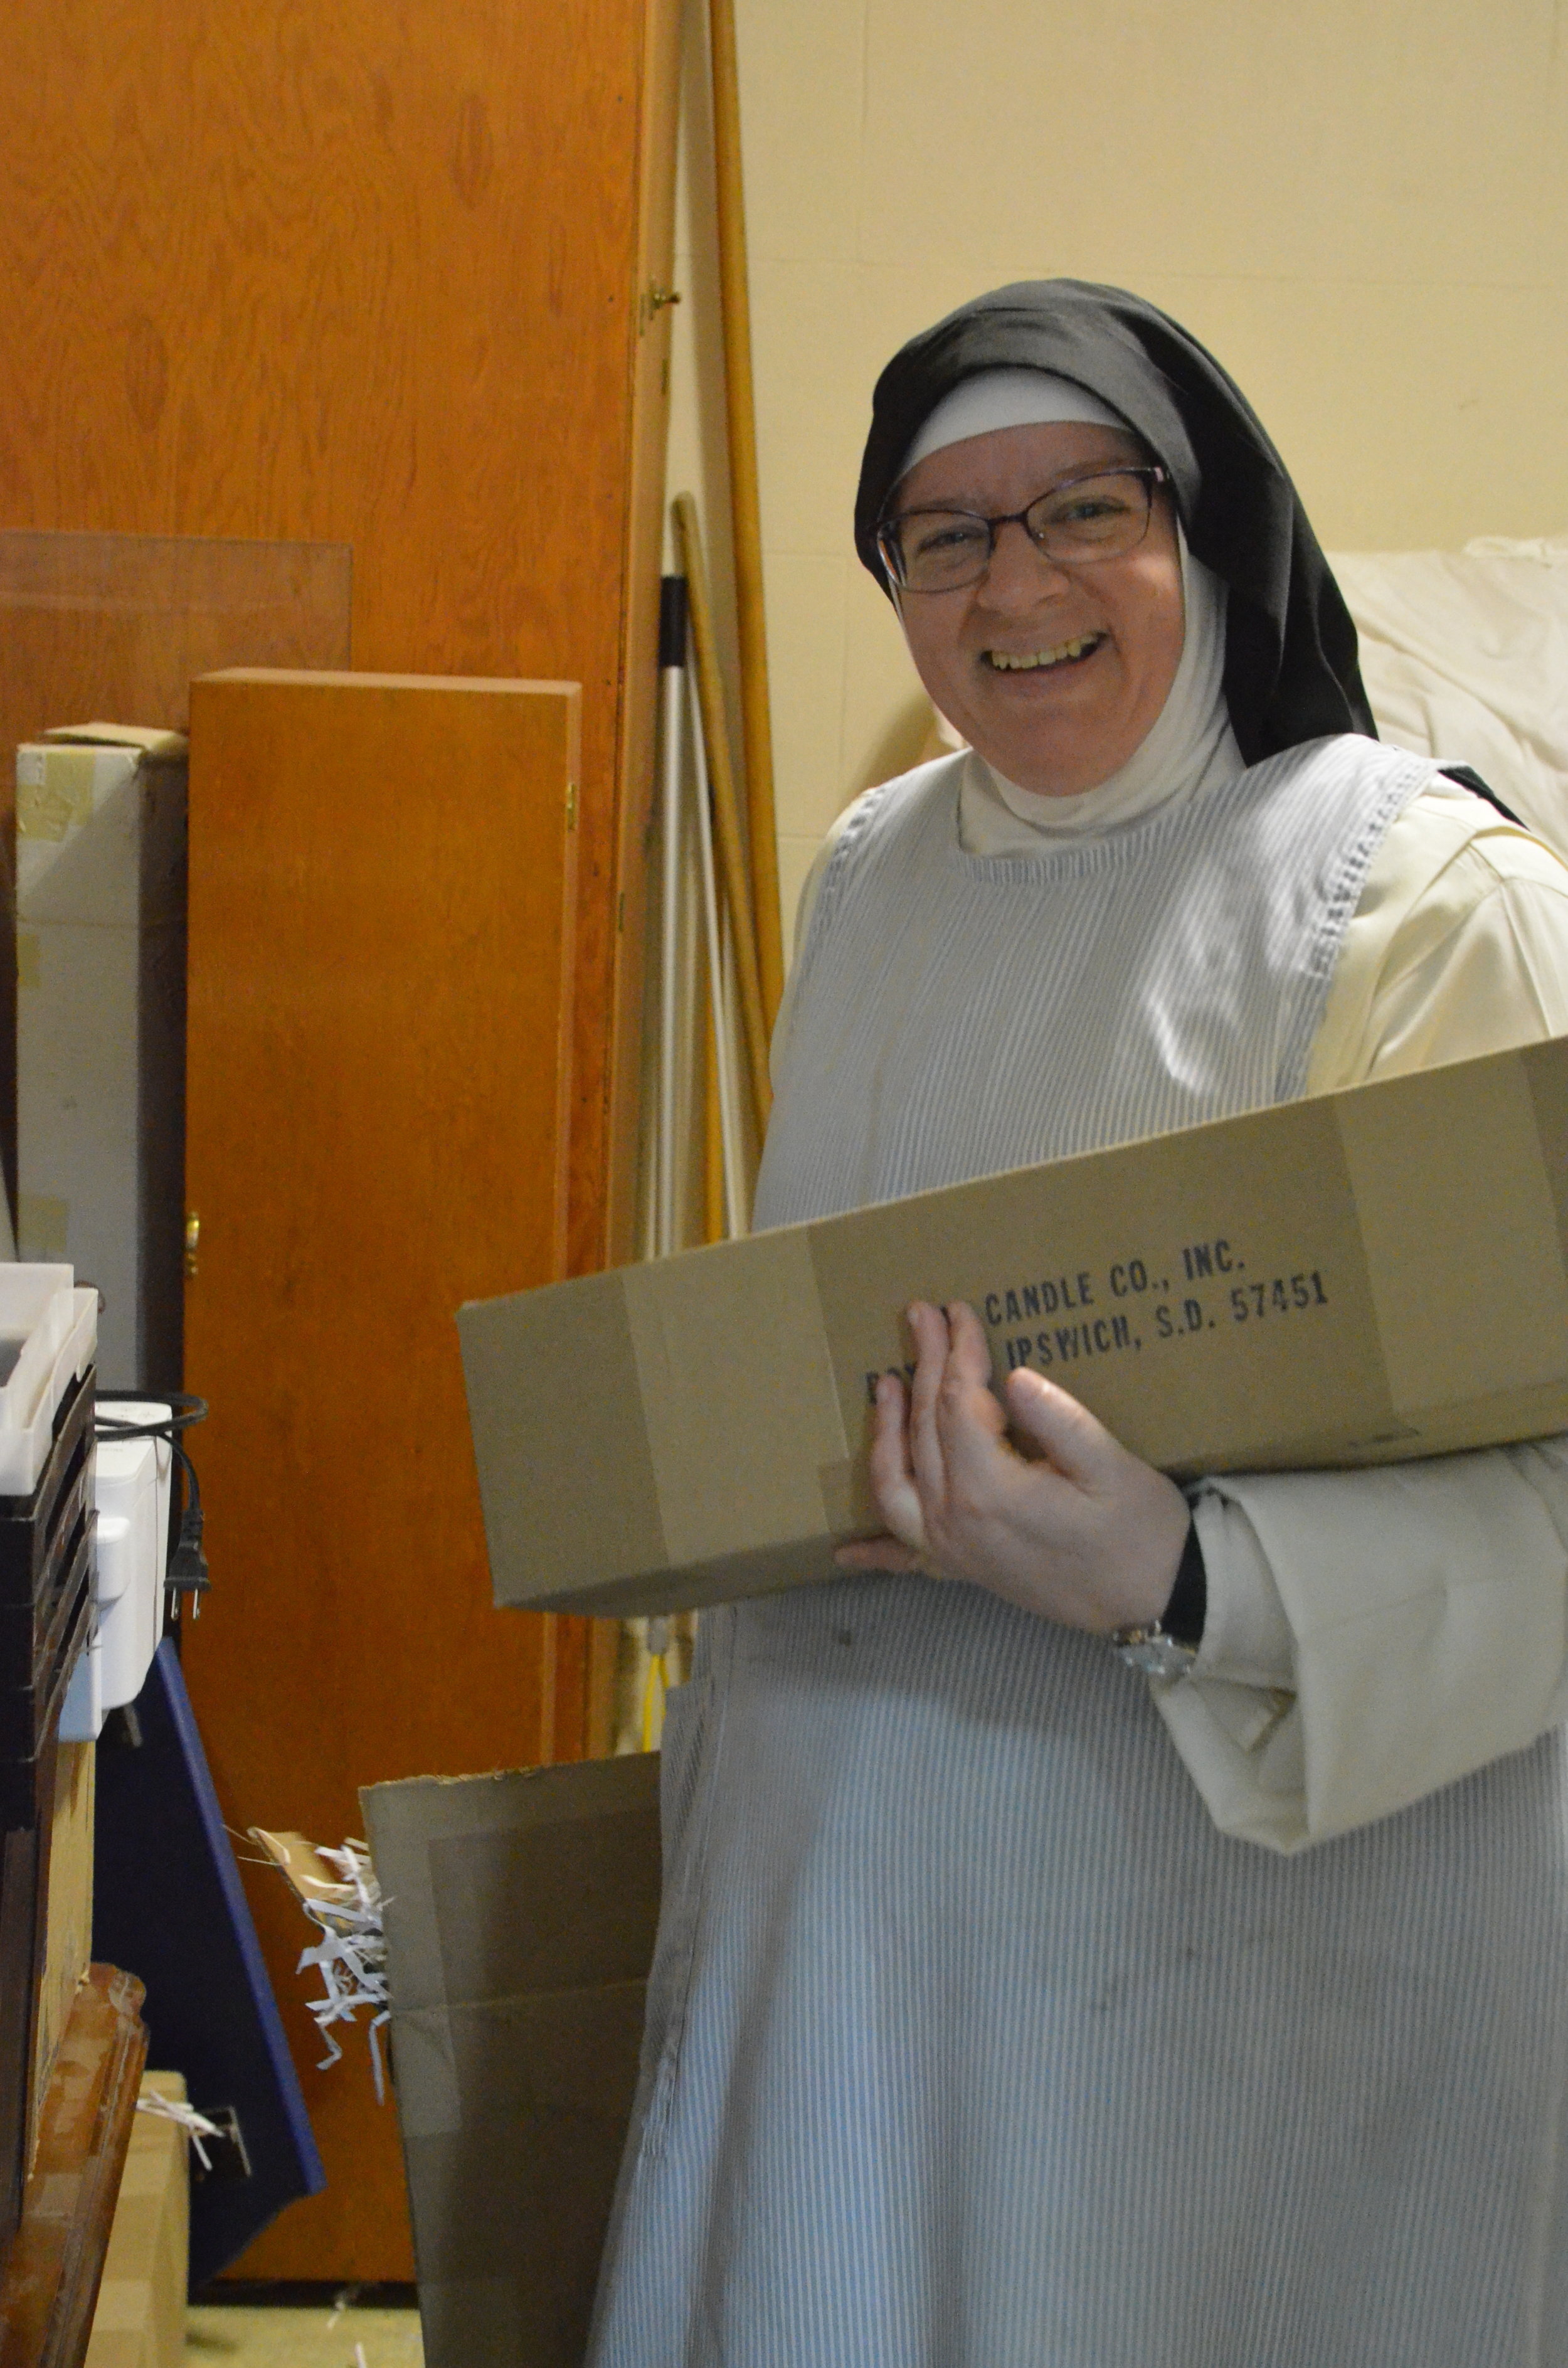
[1157,784,1568,1850]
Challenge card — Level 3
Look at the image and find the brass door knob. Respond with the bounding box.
[184,1212,201,1277]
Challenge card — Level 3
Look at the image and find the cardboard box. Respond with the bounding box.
[361,1755,662,2368]
[16,725,187,1392]
[83,2071,190,2368]
[460,1036,1568,1617]
[30,1741,95,2169]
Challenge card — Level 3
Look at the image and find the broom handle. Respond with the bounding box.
[687,664,749,1236]
[674,494,773,1130]
[708,0,784,1027]
[656,582,687,1258]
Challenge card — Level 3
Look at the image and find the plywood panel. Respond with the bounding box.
[0,529,352,1218]
[182,670,580,2277]
[0,0,679,1272]
[0,533,353,758]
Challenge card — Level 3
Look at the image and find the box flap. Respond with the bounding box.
[622,1227,848,1565]
[361,1756,662,2016]
[40,724,188,758]
[1335,1049,1568,1414]
[458,1272,667,1606]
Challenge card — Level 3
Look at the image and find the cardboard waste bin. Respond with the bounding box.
[363,1753,662,2368]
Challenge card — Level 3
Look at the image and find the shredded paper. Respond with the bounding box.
[251,1829,391,2101]
[295,1839,391,2100]
[135,2089,225,2172]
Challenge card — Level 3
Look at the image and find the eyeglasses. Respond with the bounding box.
[877,465,1170,595]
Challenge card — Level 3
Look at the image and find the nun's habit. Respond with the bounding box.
[588,285,1568,2367]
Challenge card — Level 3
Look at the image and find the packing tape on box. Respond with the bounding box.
[1525,1042,1568,1250]
[1337,1053,1568,1419]
[387,2005,463,2139]
[16,747,97,842]
[460,1270,670,1598]
[622,1231,849,1563]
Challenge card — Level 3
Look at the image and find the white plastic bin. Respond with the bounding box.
[59,1399,171,1743]
[0,1264,98,1500]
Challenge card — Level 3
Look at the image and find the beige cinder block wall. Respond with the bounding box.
[667,0,1568,950]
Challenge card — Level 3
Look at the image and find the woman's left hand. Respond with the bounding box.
[834,1299,1190,1634]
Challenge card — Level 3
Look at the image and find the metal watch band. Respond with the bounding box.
[1108,1621,1199,1679]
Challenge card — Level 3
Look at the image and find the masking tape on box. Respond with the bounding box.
[1335,1056,1568,1417]
[622,1231,848,1566]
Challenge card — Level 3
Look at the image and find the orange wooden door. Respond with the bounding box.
[0,0,681,2280]
[183,671,582,2277]
[0,0,679,1270]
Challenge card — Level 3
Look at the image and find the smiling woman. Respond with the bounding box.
[588,280,1568,2368]
[884,420,1185,792]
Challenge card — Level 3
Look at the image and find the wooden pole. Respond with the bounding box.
[703,1001,725,1246]
[673,494,772,1130]
[584,1621,620,1759]
[707,0,785,1028]
[689,659,750,1235]
[656,610,686,1258]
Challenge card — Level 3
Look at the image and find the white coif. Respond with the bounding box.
[897,364,1128,479]
[588,735,1568,2368]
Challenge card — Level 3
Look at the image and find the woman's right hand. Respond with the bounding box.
[836,1298,1189,1637]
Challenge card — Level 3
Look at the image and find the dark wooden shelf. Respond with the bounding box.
[0,1967,148,2368]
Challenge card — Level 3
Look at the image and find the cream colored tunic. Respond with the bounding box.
[786,772,1568,1852]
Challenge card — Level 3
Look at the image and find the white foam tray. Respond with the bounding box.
[0,1266,98,1499]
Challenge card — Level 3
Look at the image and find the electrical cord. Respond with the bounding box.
[93,1393,210,1611]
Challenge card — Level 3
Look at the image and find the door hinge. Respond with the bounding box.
[640,282,682,333]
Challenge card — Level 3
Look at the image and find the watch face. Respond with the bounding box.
[1115,1634,1197,1680]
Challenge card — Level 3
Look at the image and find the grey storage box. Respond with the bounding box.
[16,726,187,1391]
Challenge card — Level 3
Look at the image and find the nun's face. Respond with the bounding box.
[890,420,1185,796]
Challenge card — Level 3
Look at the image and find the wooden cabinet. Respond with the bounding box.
[0,0,680,2281]
[183,671,583,2277]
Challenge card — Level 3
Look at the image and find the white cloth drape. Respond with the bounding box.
[1332,534,1568,863]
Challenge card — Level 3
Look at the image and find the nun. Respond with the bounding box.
[589,282,1568,2365]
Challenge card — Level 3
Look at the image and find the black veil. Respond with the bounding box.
[854,280,1376,765]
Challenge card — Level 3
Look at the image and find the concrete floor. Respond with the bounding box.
[184,2302,424,2366]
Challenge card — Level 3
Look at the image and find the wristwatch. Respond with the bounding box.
[1108,1620,1198,1679]
[1110,1512,1205,1677]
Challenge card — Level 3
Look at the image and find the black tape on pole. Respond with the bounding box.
[659,575,689,672]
